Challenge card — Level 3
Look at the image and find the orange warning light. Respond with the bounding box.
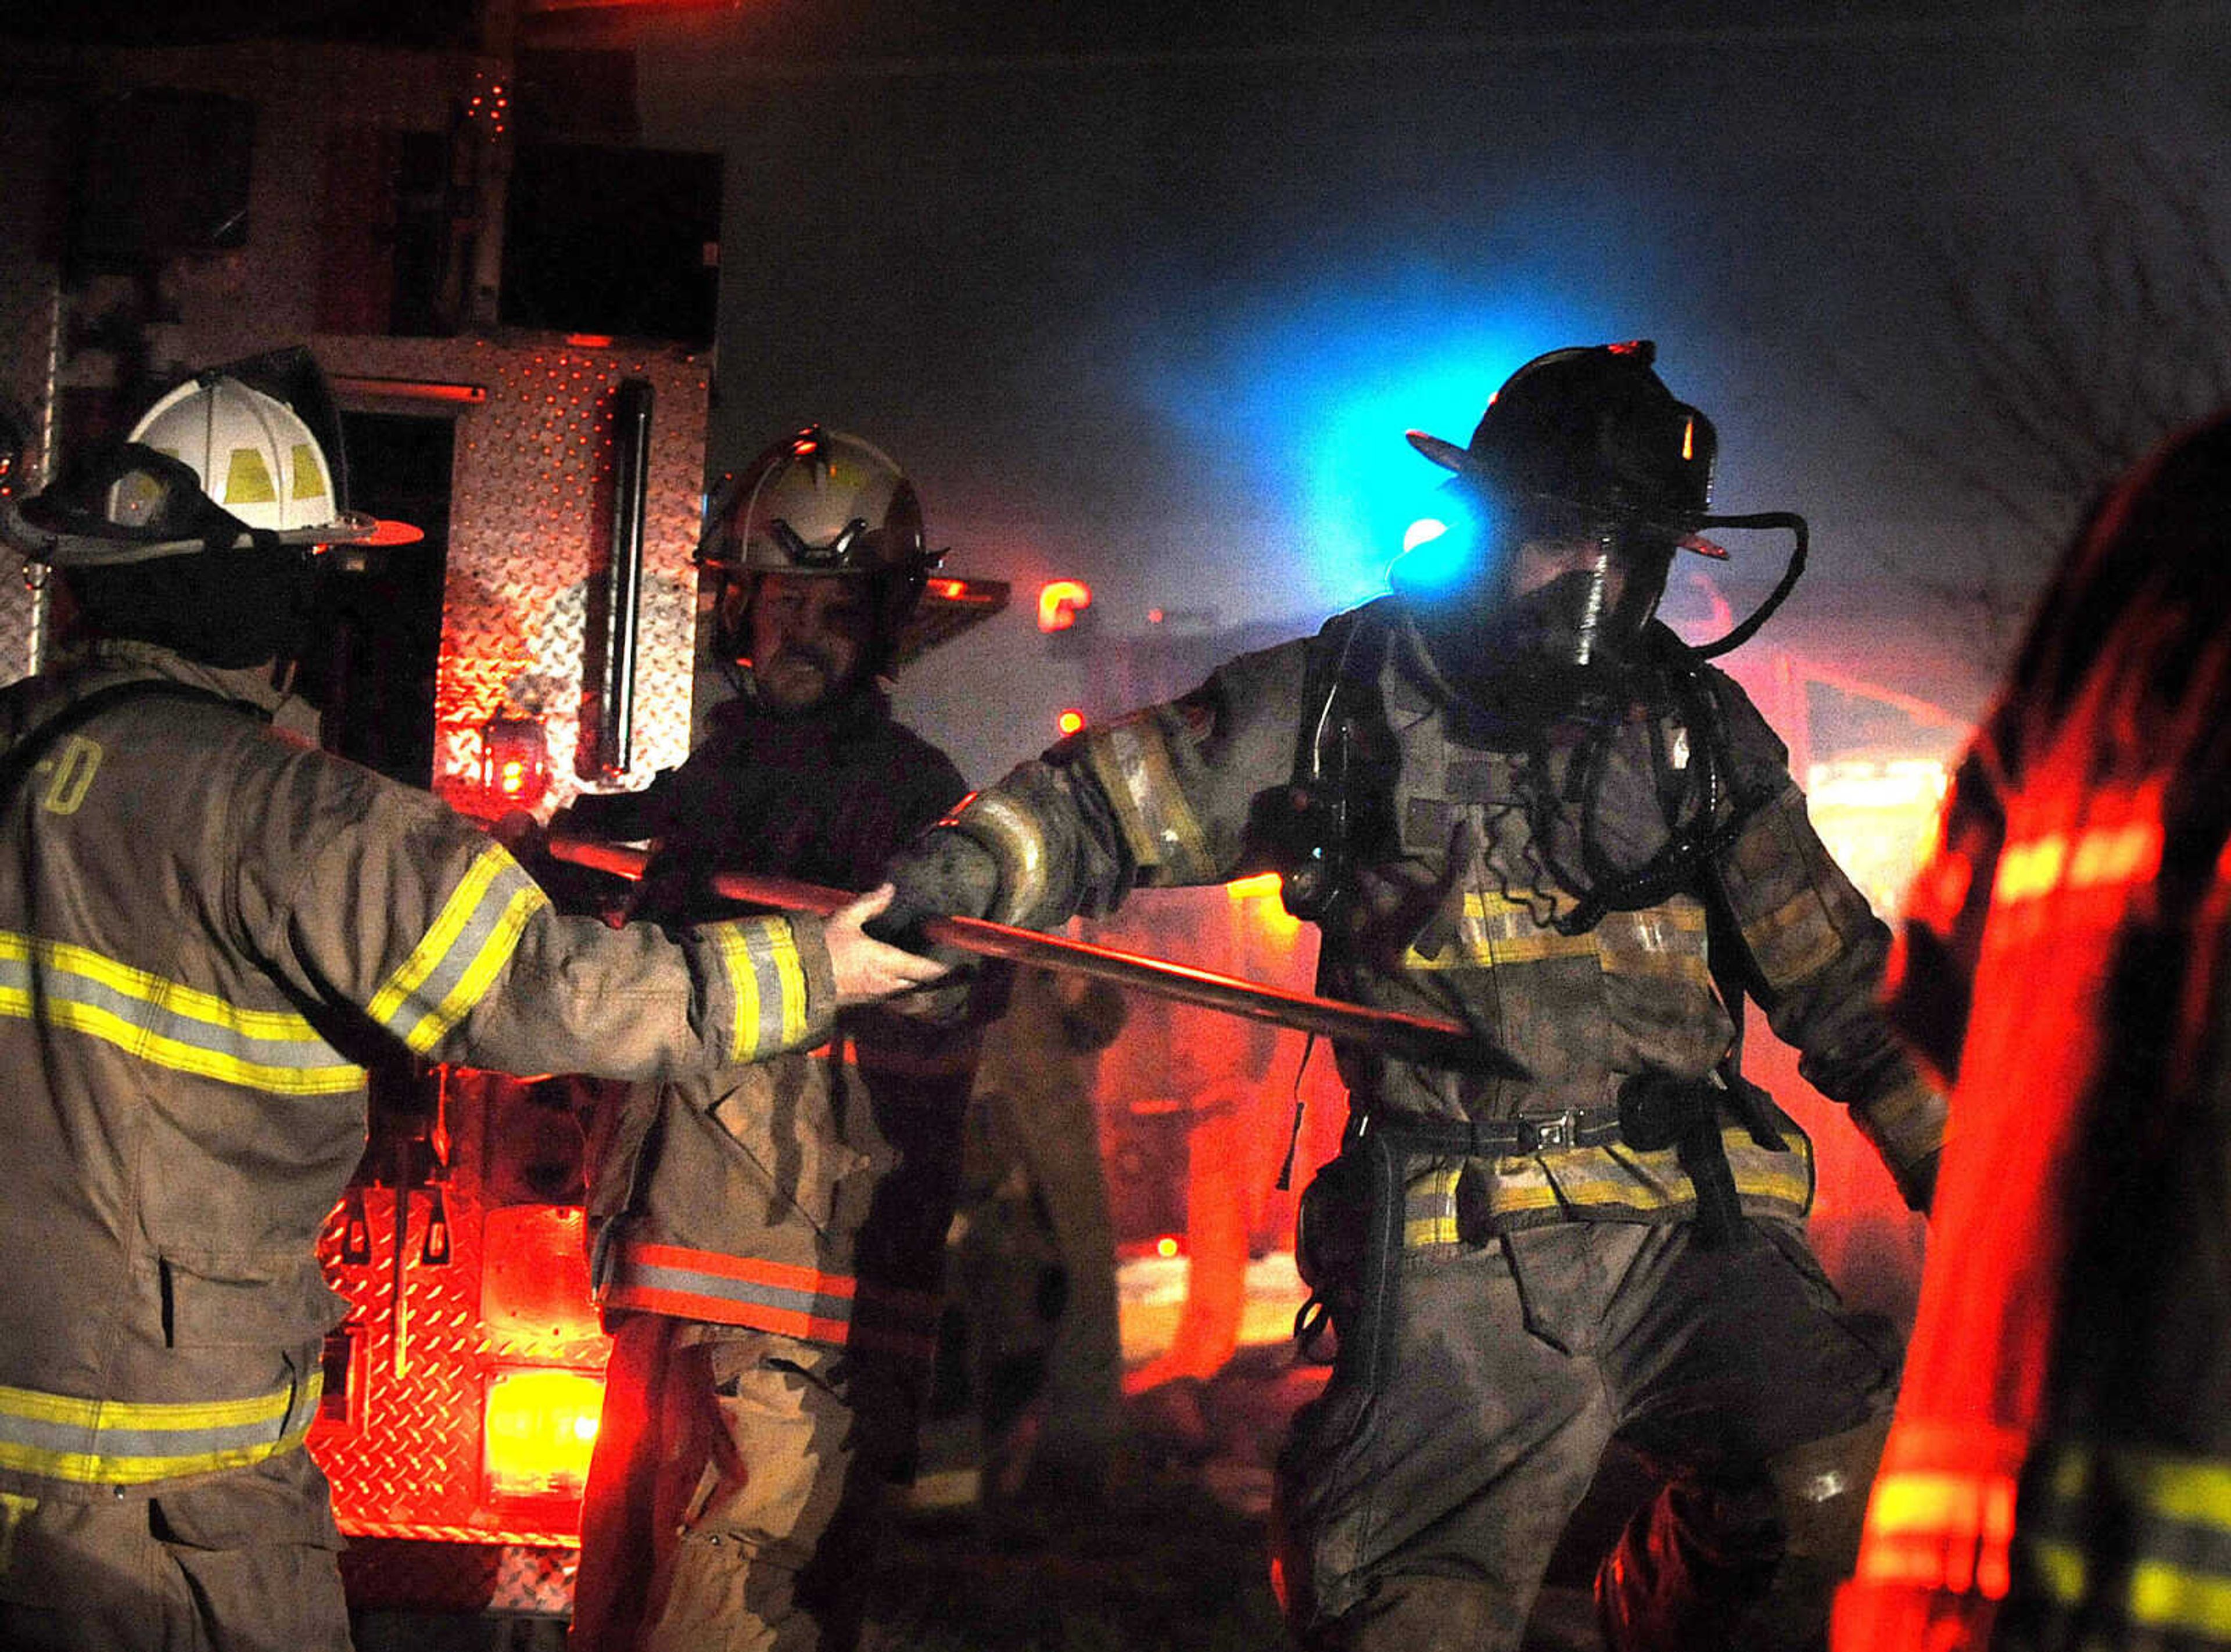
[1038,580,1093,633]
[483,1367,604,1500]
[1057,708,1086,737]
[1226,870,1303,939]
[480,714,550,807]
[1154,1236,1181,1260]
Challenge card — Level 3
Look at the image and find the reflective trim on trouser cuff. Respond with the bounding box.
[598,1242,939,1360]
[0,1374,320,1487]
[0,930,365,1096]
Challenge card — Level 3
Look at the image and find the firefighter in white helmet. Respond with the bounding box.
[0,362,941,1652]
[561,425,992,1652]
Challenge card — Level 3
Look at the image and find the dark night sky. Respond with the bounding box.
[15,0,2226,781]
[595,3,2231,780]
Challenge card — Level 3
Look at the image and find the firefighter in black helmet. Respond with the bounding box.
[878,343,1943,1651]
[563,426,992,1652]
[0,367,939,1652]
[1396,339,1719,707]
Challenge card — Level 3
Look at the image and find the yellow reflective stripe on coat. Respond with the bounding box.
[2126,1563,2231,1640]
[1403,893,1710,981]
[2026,1542,2231,1642]
[1398,1124,1813,1239]
[712,917,808,1062]
[1741,885,1845,991]
[1568,1132,1813,1211]
[367,843,548,1053]
[1404,1163,1464,1247]
[0,1375,318,1486]
[0,930,364,1096]
[1080,719,1219,883]
[2018,1442,2231,1643]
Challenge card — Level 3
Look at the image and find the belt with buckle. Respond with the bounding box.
[1364,1107,1625,1157]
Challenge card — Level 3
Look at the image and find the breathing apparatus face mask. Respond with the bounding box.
[1393,482,1678,716]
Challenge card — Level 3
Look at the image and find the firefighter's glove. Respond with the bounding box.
[871,827,1002,958]
[1852,1073,1947,1216]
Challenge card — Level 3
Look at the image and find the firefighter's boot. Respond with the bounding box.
[1595,1414,1889,1652]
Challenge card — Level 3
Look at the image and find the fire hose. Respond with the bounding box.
[545,831,1525,1079]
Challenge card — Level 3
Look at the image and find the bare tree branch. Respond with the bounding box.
[1832,139,2231,671]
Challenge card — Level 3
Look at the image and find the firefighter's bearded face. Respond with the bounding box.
[739,572,876,712]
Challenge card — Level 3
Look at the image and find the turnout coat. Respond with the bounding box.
[0,641,834,1508]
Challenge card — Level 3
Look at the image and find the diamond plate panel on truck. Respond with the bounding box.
[0,266,57,687]
[310,1068,613,1550]
[341,1536,579,1615]
[321,334,708,816]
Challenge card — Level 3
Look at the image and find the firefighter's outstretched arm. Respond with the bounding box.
[236,748,941,1086]
[879,636,1316,942]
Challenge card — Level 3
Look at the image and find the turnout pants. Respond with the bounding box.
[1274,1217,1897,1652]
[0,1448,349,1652]
[570,1317,916,1652]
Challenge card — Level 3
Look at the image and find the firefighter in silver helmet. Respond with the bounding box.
[879,343,1945,1651]
[562,425,991,1652]
[0,365,939,1652]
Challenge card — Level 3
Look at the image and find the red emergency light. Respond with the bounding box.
[482,1367,604,1501]
[479,714,550,809]
[1038,580,1093,633]
[1057,708,1086,737]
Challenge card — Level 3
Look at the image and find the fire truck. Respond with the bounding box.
[0,30,1011,1626]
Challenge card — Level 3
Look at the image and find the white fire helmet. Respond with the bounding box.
[1,372,414,567]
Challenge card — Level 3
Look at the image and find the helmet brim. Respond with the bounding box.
[1406,429,1476,474]
[346,511,425,548]
[2,496,423,565]
[1406,429,1717,554]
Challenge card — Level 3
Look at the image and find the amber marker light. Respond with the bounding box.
[1038,579,1093,633]
[482,1368,605,1500]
